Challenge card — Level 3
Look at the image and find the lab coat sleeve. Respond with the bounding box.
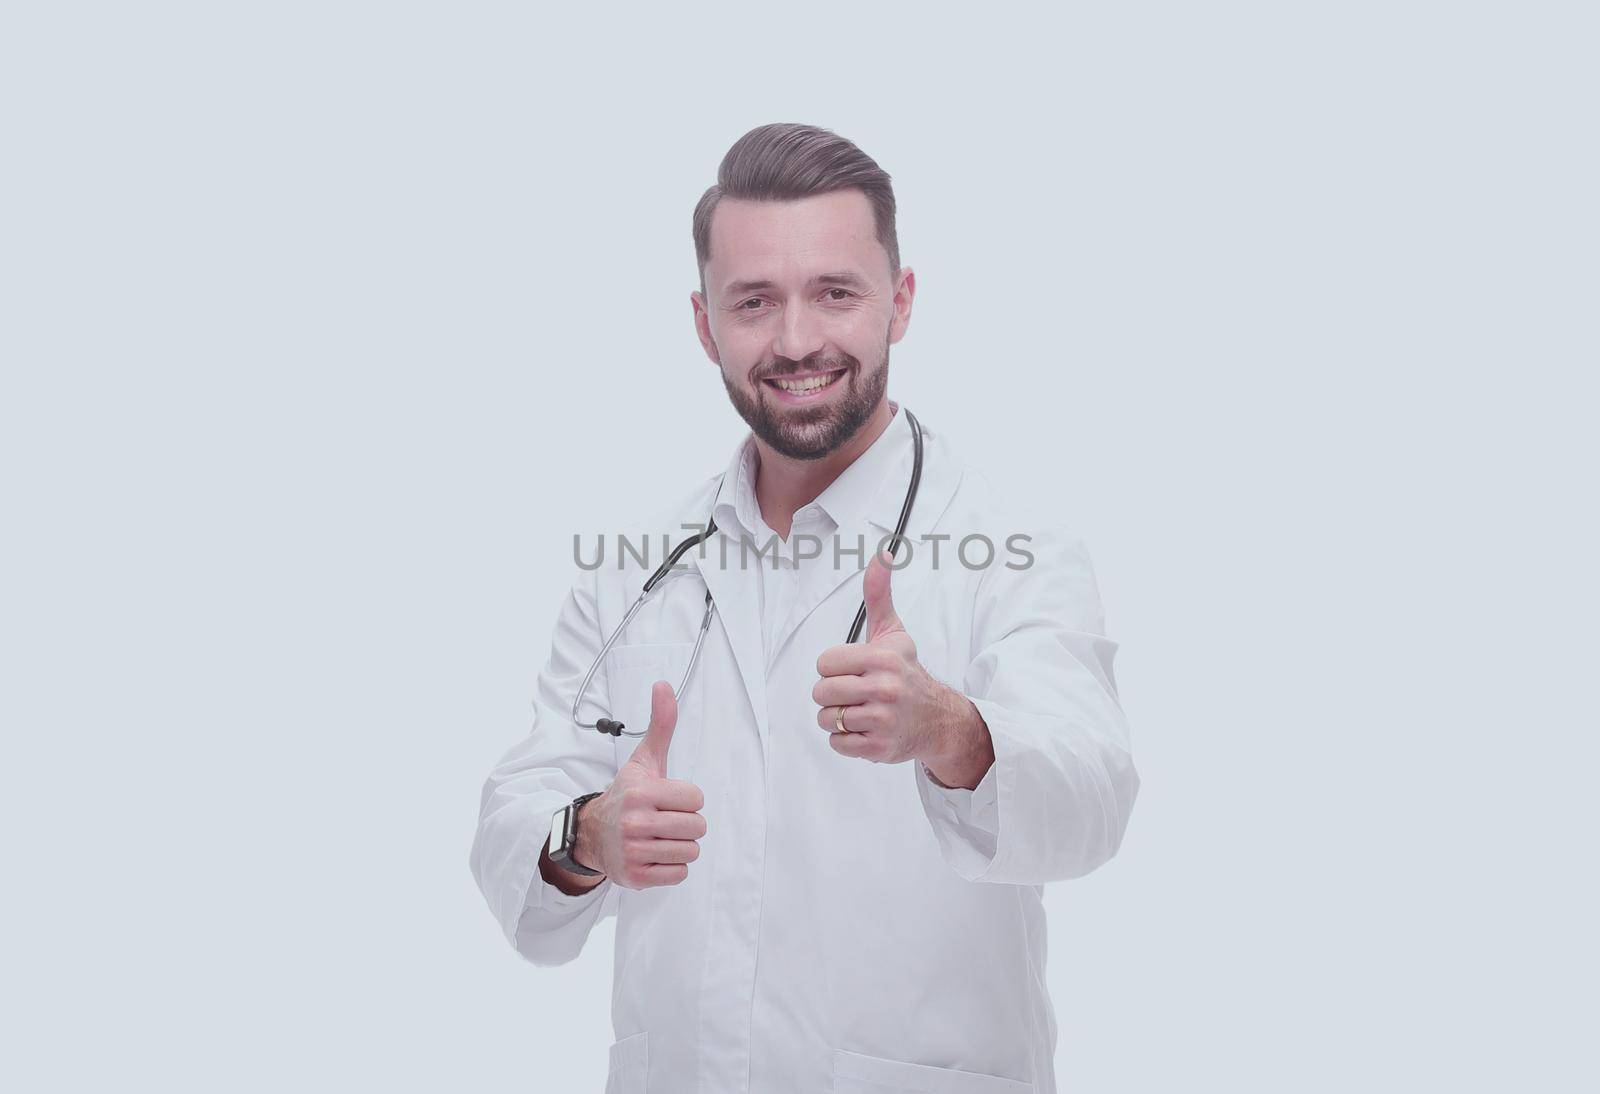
[469,564,623,966]
[914,528,1139,884]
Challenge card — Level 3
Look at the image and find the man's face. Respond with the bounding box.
[692,190,915,460]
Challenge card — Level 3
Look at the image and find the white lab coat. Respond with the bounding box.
[471,411,1139,1094]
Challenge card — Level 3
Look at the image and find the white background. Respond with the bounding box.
[3,2,1596,1091]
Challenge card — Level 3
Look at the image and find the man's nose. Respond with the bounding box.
[772,304,825,364]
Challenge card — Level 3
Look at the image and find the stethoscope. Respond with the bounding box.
[573,408,924,737]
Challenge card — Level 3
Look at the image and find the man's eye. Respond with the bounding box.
[826,288,853,301]
[739,298,765,310]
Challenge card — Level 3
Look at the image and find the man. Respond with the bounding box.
[470,123,1139,1094]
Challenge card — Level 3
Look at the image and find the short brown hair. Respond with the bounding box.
[693,123,900,289]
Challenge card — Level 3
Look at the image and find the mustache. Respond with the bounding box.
[757,351,859,380]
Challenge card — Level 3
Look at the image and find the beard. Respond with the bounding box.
[718,331,891,461]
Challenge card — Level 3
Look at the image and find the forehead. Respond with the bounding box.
[706,190,886,292]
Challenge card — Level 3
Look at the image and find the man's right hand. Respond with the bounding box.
[549,680,707,891]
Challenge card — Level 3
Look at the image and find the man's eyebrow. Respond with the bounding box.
[723,279,776,297]
[812,271,872,290]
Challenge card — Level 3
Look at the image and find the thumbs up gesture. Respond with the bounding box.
[812,550,963,767]
[569,681,707,889]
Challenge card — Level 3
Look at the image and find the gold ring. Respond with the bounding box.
[834,705,850,734]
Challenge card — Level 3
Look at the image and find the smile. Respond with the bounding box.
[764,370,846,400]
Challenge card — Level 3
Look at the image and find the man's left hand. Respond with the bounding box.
[812,551,994,788]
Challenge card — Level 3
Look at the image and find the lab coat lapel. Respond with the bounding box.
[689,539,771,752]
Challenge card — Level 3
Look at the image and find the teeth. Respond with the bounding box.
[774,373,837,393]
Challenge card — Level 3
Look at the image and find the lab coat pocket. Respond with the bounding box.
[604,642,704,782]
[832,1049,1033,1094]
[604,1030,648,1094]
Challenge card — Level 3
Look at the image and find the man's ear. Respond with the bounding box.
[690,290,722,365]
[888,266,916,345]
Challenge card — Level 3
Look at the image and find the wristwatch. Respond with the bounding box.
[548,791,604,877]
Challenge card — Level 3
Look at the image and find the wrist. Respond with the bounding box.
[541,792,607,895]
[570,795,604,875]
[921,689,994,790]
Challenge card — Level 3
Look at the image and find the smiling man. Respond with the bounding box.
[471,123,1140,1094]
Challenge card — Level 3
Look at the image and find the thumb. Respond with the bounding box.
[631,680,678,776]
[864,549,905,641]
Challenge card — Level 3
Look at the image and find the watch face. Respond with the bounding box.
[549,808,567,855]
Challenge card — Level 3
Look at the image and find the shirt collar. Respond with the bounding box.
[711,403,914,541]
[713,434,767,539]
